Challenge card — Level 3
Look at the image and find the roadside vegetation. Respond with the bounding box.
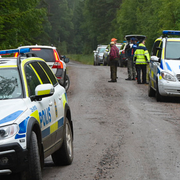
[1,0,180,54]
[67,54,93,65]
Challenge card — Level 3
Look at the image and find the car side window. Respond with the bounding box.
[38,61,58,86]
[25,64,41,96]
[157,42,162,59]
[151,40,161,56]
[30,61,51,84]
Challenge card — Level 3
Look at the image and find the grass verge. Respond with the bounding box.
[67,54,93,65]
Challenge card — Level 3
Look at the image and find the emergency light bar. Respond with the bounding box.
[163,30,180,36]
[0,48,30,55]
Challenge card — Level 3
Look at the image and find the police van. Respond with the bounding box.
[0,49,73,180]
[148,30,180,101]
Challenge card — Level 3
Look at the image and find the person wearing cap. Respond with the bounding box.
[108,40,119,82]
[111,38,117,44]
[133,39,150,84]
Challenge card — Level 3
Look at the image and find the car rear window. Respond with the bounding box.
[30,48,55,62]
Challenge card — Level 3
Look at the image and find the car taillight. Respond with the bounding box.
[52,49,63,69]
[52,61,63,69]
[53,49,60,61]
[14,52,19,57]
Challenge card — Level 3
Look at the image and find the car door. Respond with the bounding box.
[150,40,162,89]
[32,61,65,152]
[24,62,56,151]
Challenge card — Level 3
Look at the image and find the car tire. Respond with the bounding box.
[64,74,70,92]
[51,117,73,166]
[156,80,163,102]
[148,80,155,97]
[21,131,42,180]
[103,59,107,66]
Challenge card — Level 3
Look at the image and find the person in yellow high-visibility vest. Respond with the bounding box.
[133,39,150,84]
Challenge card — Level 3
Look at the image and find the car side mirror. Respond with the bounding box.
[150,56,159,62]
[30,84,54,101]
[64,57,69,63]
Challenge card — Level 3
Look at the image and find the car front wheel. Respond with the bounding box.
[156,80,163,102]
[21,131,42,180]
[148,80,155,97]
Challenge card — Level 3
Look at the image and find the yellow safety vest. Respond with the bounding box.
[133,43,150,64]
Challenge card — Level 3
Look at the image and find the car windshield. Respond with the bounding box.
[30,48,55,62]
[0,68,23,100]
[98,48,106,53]
[165,41,180,59]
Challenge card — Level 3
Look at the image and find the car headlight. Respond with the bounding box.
[0,124,19,140]
[161,71,176,81]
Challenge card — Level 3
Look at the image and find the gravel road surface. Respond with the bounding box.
[3,61,180,180]
[43,61,180,180]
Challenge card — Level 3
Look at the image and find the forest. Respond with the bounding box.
[1,0,180,54]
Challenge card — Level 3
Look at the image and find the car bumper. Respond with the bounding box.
[56,69,64,85]
[97,58,103,64]
[0,143,28,174]
[159,80,180,96]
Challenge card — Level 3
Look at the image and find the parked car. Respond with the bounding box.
[103,44,110,66]
[0,48,73,179]
[93,45,107,65]
[148,30,180,101]
[16,45,70,91]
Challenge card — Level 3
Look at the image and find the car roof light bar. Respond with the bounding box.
[163,30,180,36]
[0,48,30,55]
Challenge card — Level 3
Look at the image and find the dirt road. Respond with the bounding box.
[42,61,180,180]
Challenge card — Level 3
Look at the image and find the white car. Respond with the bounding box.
[93,45,107,66]
[0,48,73,179]
[148,30,180,101]
[16,45,70,91]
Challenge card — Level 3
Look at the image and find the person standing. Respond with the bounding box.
[133,39,150,84]
[125,38,133,80]
[130,38,137,80]
[108,41,119,82]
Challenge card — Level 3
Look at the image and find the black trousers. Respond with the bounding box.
[110,60,118,81]
[135,64,147,84]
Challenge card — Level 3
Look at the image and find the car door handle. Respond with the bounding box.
[49,102,53,106]
[59,96,62,100]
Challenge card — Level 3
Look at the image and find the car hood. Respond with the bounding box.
[0,99,27,126]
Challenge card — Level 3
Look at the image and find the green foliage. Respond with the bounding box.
[0,0,47,49]
[2,0,180,55]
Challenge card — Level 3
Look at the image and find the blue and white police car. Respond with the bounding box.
[148,30,180,101]
[0,49,73,180]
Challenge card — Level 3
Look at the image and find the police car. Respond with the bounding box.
[16,45,70,92]
[148,30,180,101]
[0,49,73,179]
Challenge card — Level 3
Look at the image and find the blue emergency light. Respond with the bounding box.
[163,30,180,36]
[0,48,30,55]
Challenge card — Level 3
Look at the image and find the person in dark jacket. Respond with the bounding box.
[108,41,120,82]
